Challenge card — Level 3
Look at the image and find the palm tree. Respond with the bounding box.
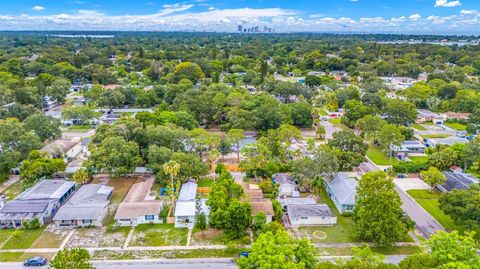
[207,149,221,172]
[163,160,180,204]
[310,175,325,195]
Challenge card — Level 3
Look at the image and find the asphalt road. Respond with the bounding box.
[0,256,410,269]
[395,186,445,237]
[321,120,339,139]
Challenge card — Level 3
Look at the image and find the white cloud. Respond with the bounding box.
[32,5,45,11]
[460,9,480,15]
[434,0,461,8]
[208,7,215,11]
[409,13,421,21]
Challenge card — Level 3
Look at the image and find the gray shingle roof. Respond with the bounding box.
[441,172,479,192]
[0,200,49,213]
[287,204,333,218]
[326,173,358,205]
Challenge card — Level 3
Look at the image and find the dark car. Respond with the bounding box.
[23,256,47,267]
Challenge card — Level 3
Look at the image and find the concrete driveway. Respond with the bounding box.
[320,120,340,140]
[394,177,429,191]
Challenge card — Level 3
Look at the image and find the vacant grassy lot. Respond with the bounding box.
[412,124,427,131]
[92,248,245,260]
[366,147,396,166]
[130,224,188,246]
[67,124,93,132]
[444,122,467,131]
[0,229,14,246]
[421,134,450,139]
[30,230,68,248]
[406,189,460,232]
[107,178,136,205]
[1,180,22,200]
[317,246,421,256]
[0,252,54,262]
[2,227,45,249]
[328,118,341,126]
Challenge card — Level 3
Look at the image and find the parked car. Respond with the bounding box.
[239,251,250,258]
[23,256,47,267]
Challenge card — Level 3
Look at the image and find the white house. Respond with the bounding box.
[41,139,82,162]
[273,173,296,197]
[53,184,113,228]
[174,181,198,228]
[114,178,162,226]
[287,204,337,226]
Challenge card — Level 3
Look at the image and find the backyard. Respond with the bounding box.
[366,147,396,166]
[1,180,22,200]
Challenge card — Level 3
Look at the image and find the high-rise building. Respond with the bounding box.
[238,25,243,32]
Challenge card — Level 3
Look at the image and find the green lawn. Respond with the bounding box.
[406,190,461,232]
[2,227,45,249]
[421,134,450,139]
[444,122,467,131]
[0,252,54,262]
[366,147,396,166]
[197,178,214,188]
[300,188,359,244]
[412,124,427,131]
[1,180,22,200]
[301,188,412,244]
[67,124,93,132]
[318,109,328,116]
[131,224,188,246]
[328,118,341,126]
[0,229,14,246]
[408,156,429,163]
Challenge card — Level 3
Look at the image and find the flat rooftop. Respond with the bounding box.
[287,204,334,219]
[17,180,76,200]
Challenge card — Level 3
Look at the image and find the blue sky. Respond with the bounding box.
[1,0,479,34]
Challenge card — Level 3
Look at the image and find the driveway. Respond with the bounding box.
[321,120,340,139]
[393,177,429,192]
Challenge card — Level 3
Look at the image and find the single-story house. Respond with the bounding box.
[287,204,337,226]
[41,139,82,161]
[278,197,316,208]
[390,140,426,160]
[416,109,444,124]
[308,71,326,77]
[0,179,76,228]
[438,172,479,192]
[99,113,121,125]
[53,184,113,228]
[325,109,345,118]
[242,183,275,224]
[114,178,162,226]
[0,195,5,210]
[174,181,198,228]
[251,198,274,224]
[425,137,469,147]
[442,112,471,121]
[325,173,358,213]
[273,173,296,198]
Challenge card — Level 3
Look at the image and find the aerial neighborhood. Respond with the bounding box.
[0,29,480,269]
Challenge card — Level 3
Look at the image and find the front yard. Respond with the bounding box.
[130,224,188,246]
[2,227,45,249]
[1,180,22,200]
[406,189,460,232]
[421,134,450,139]
[444,122,467,131]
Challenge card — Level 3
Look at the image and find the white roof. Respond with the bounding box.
[174,201,196,217]
[178,182,197,201]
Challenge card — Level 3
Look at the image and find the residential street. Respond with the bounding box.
[0,256,410,269]
[395,186,445,237]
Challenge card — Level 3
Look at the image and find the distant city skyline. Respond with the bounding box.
[0,0,479,34]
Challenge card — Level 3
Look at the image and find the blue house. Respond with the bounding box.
[325,173,358,213]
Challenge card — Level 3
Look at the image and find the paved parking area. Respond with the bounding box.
[394,177,429,191]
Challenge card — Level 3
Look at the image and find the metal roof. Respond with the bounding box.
[178,182,197,201]
[17,180,75,200]
[326,173,358,205]
[174,201,196,217]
